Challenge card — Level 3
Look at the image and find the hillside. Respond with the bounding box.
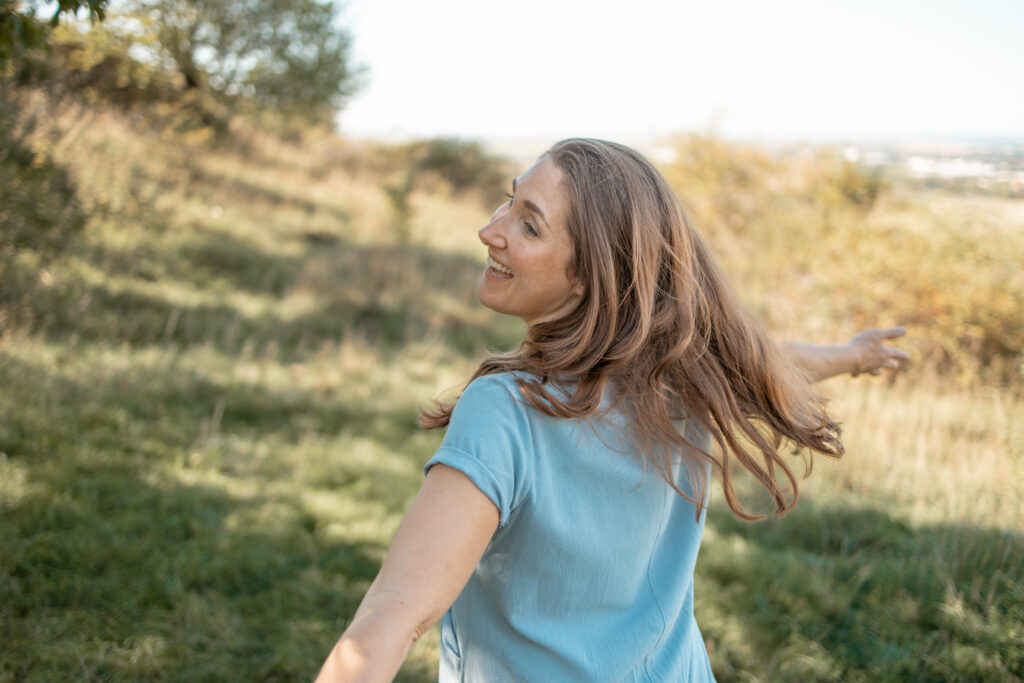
[1,88,1022,681]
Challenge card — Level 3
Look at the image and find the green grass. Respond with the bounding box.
[2,89,1023,681]
[700,491,1023,681]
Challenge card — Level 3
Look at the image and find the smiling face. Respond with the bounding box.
[477,156,583,327]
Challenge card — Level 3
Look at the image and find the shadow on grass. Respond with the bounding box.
[699,494,1024,682]
[3,234,519,362]
[1,468,386,681]
[0,353,436,682]
[84,227,305,298]
[184,162,355,226]
[0,343,430,463]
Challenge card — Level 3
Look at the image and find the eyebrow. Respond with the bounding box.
[511,177,549,228]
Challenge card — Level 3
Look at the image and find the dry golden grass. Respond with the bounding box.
[819,378,1024,530]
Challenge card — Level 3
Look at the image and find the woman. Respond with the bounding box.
[316,139,908,681]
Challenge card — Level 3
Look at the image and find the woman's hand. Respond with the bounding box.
[848,326,911,377]
[781,326,910,383]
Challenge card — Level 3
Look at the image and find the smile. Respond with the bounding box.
[487,256,514,277]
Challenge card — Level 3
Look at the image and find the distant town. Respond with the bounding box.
[486,136,1024,198]
[841,139,1024,196]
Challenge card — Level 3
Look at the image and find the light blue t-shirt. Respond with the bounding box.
[424,373,715,682]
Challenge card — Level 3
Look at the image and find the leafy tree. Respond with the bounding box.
[0,0,107,69]
[414,138,507,201]
[138,0,362,125]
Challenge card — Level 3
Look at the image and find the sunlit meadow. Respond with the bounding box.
[2,87,1022,681]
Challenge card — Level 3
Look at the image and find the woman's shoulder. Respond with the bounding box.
[455,372,532,416]
[461,371,522,398]
[460,371,575,412]
[464,370,522,390]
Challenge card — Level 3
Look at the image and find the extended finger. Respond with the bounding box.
[877,326,907,339]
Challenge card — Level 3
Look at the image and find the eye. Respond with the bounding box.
[503,191,536,236]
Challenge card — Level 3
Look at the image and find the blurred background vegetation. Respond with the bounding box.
[1,5,1022,681]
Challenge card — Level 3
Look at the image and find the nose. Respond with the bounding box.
[478,203,510,247]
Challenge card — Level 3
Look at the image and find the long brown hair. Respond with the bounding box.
[421,138,842,520]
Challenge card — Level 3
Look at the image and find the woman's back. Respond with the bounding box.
[312,139,907,682]
[427,373,715,681]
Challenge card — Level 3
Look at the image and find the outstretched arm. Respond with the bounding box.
[315,464,498,683]
[781,326,910,383]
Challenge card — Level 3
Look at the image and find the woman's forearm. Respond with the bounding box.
[315,591,422,683]
[780,341,859,382]
[780,327,909,383]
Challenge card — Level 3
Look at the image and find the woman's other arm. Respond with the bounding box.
[781,326,910,383]
[315,464,499,683]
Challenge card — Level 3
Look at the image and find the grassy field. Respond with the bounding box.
[2,90,1023,681]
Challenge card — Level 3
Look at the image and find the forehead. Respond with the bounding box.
[515,157,569,228]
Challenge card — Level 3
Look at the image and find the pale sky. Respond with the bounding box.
[337,0,1024,145]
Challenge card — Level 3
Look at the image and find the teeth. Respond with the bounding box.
[488,256,513,276]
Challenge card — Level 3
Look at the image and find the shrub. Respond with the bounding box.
[0,90,85,264]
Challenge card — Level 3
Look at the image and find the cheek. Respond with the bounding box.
[540,258,577,297]
[552,246,578,286]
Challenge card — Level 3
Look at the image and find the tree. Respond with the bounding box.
[140,0,362,125]
[0,0,107,69]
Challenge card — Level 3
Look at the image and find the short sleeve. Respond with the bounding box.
[424,374,535,527]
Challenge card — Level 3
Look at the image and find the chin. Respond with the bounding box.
[476,284,500,314]
[476,280,490,307]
